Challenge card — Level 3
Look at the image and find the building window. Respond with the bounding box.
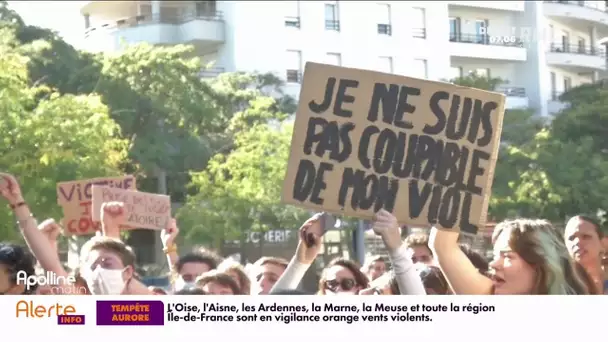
[160,6,179,22]
[450,66,463,80]
[475,19,488,44]
[139,4,152,17]
[325,3,340,31]
[286,50,302,83]
[195,1,217,16]
[377,4,392,36]
[577,37,585,53]
[326,52,342,66]
[449,17,461,41]
[412,59,427,79]
[564,76,572,92]
[412,7,426,39]
[378,56,393,73]
[285,1,301,28]
[561,30,570,52]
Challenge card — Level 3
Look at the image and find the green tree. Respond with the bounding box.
[551,82,608,153]
[178,120,306,249]
[94,43,220,198]
[489,132,608,221]
[1,3,101,95]
[489,81,608,221]
[0,31,128,241]
[449,72,504,91]
[0,1,23,26]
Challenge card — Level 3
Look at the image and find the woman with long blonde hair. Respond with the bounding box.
[431,219,588,295]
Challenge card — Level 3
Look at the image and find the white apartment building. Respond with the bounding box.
[80,0,608,116]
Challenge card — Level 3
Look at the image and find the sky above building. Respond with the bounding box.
[8,1,86,48]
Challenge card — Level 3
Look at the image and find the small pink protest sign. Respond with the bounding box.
[91,185,171,230]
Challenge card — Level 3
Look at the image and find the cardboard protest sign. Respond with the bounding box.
[281,63,505,235]
[56,176,136,235]
[91,186,171,230]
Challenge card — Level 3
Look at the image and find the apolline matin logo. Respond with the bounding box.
[16,270,87,294]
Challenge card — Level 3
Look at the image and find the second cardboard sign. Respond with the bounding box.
[91,185,171,230]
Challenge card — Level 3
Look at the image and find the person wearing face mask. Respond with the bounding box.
[0,243,38,295]
[79,237,150,295]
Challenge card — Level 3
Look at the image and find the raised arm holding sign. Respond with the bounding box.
[282,63,505,235]
[56,176,136,235]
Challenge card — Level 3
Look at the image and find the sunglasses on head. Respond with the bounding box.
[325,278,356,292]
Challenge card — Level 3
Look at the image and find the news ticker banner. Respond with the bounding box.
[2,296,604,340]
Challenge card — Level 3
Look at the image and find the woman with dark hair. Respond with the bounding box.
[317,258,369,295]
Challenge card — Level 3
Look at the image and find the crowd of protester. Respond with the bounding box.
[1,172,607,296]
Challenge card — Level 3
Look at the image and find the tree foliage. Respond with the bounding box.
[0,6,302,250]
[2,1,101,95]
[487,81,608,224]
[449,71,504,91]
[0,28,127,241]
[178,119,306,249]
[94,43,220,196]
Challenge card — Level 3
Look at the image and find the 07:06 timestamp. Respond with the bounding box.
[489,36,520,45]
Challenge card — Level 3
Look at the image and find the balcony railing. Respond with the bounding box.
[544,1,608,13]
[286,69,302,83]
[377,23,392,36]
[84,11,223,37]
[285,16,301,28]
[549,43,606,57]
[496,86,526,97]
[412,28,426,39]
[325,20,340,31]
[449,33,523,47]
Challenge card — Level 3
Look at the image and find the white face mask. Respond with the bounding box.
[174,278,196,292]
[85,267,126,295]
